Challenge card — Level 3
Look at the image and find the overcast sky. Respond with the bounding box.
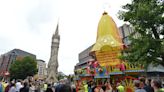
[0,0,131,75]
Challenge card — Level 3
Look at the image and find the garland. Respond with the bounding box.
[90,69,95,74]
[98,67,103,73]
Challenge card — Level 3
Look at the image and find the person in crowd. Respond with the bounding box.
[117,82,125,92]
[144,78,154,92]
[77,82,84,92]
[16,80,23,92]
[55,83,62,92]
[59,84,72,92]
[102,85,106,92]
[40,82,45,92]
[2,81,8,92]
[45,84,53,92]
[20,82,29,92]
[5,83,11,92]
[91,81,96,92]
[29,83,35,92]
[50,82,56,92]
[0,81,3,92]
[140,77,146,89]
[87,81,92,92]
[83,81,88,92]
[43,82,48,92]
[8,82,16,92]
[94,85,103,92]
[35,83,41,92]
[94,85,99,92]
[53,82,58,90]
[151,79,164,92]
[134,80,146,92]
[105,82,112,92]
[71,83,76,92]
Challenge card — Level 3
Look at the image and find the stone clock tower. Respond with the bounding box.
[47,24,60,83]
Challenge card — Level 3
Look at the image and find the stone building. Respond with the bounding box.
[47,24,60,83]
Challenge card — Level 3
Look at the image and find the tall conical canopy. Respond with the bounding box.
[91,12,123,66]
[91,12,123,51]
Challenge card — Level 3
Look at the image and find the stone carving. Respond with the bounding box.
[47,24,60,83]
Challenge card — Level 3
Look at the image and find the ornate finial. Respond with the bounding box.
[103,11,108,15]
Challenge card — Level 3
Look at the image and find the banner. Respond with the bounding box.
[95,51,121,66]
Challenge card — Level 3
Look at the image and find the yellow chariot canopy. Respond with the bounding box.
[91,12,124,66]
[91,12,123,52]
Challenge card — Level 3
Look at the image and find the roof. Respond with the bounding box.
[6,49,36,59]
[37,59,45,62]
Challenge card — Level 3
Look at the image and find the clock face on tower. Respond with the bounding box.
[53,39,59,42]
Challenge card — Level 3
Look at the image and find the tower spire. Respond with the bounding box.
[54,23,59,36]
[47,20,60,83]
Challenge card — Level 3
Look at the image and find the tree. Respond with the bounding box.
[9,56,38,80]
[119,0,164,67]
[57,72,66,80]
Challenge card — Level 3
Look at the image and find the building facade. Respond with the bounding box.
[36,59,47,79]
[75,45,95,71]
[0,49,36,77]
[119,24,140,46]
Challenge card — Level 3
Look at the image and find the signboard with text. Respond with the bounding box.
[95,51,121,66]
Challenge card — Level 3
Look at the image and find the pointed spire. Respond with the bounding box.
[52,20,60,40]
[54,23,59,36]
[55,24,59,35]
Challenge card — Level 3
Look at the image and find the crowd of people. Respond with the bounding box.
[76,78,164,92]
[0,78,75,92]
[0,77,164,92]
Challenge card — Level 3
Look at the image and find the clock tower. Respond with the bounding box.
[47,24,60,83]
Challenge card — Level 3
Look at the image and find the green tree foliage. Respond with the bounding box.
[119,0,164,67]
[9,56,37,80]
[57,72,66,80]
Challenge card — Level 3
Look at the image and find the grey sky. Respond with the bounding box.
[0,0,131,75]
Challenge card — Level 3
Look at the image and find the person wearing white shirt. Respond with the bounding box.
[16,81,23,92]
